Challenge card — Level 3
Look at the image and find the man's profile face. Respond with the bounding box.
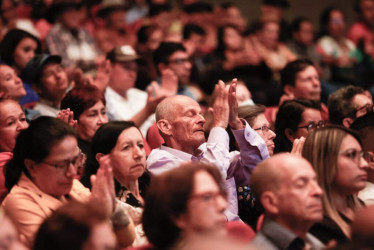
[274,158,323,225]
[293,66,321,101]
[169,96,206,151]
[166,51,192,85]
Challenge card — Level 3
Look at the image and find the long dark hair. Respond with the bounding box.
[0,29,42,68]
[5,116,76,190]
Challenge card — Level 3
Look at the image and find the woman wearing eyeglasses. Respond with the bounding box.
[2,117,135,248]
[236,104,275,228]
[274,99,325,154]
[143,162,229,249]
[302,126,369,245]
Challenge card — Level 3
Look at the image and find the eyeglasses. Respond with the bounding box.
[167,58,191,65]
[355,103,374,115]
[40,151,85,173]
[254,125,274,134]
[339,149,373,164]
[298,120,327,132]
[190,191,226,204]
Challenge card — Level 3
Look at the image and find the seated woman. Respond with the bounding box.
[0,98,29,203]
[274,99,325,154]
[316,7,362,85]
[302,126,369,244]
[2,117,134,248]
[236,104,276,228]
[87,121,150,245]
[0,29,42,107]
[60,84,108,156]
[142,162,253,249]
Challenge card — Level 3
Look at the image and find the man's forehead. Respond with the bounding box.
[279,157,314,179]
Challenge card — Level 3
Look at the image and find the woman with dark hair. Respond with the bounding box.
[2,117,132,248]
[302,126,369,244]
[0,29,42,106]
[61,84,108,155]
[87,121,150,245]
[274,99,325,154]
[142,162,227,249]
[316,7,362,84]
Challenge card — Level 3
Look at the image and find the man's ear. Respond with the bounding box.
[95,153,104,163]
[157,119,172,136]
[260,191,279,215]
[285,128,296,143]
[283,85,294,96]
[342,117,354,128]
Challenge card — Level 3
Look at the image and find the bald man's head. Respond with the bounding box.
[155,95,206,154]
[156,95,198,122]
[252,153,323,231]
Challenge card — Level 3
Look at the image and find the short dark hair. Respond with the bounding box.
[0,29,42,67]
[33,201,108,250]
[183,23,206,40]
[274,99,321,153]
[280,59,314,88]
[328,85,365,125]
[5,116,76,190]
[152,42,186,73]
[291,17,311,33]
[142,162,225,249]
[238,104,266,127]
[61,84,106,120]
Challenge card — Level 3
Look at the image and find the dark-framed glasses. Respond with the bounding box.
[167,58,191,65]
[298,120,327,132]
[41,150,85,173]
[355,103,374,115]
[254,125,274,134]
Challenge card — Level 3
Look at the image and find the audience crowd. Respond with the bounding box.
[2,0,374,249]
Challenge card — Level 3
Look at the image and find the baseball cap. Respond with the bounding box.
[23,54,62,85]
[106,45,139,63]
